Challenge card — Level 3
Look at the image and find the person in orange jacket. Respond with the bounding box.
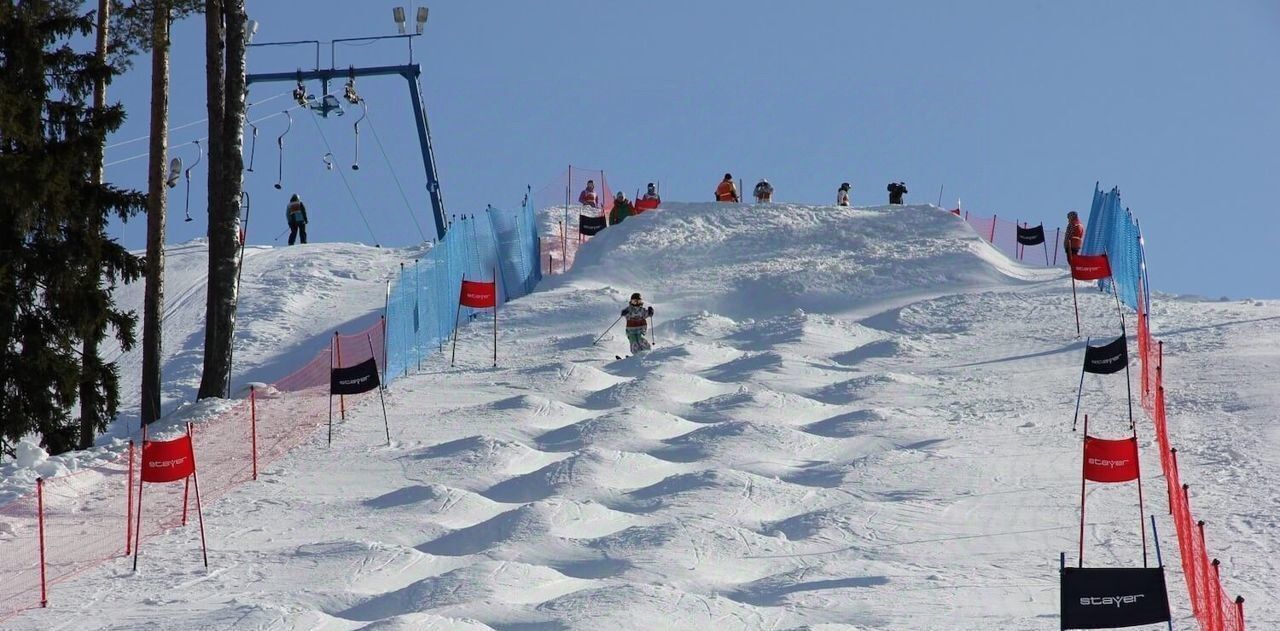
[1064,211,1085,260]
[715,173,739,202]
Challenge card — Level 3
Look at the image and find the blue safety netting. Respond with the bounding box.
[383,195,542,382]
[1081,184,1147,312]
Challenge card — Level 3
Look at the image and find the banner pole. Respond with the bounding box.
[1125,333,1136,432]
[450,277,464,367]
[132,425,147,572]
[1042,232,1049,266]
[1079,414,1088,567]
[1072,336,1089,431]
[493,267,498,367]
[126,439,134,555]
[1150,515,1175,631]
[1016,220,1022,260]
[990,213,997,242]
[182,476,190,526]
[335,331,346,421]
[328,339,334,447]
[1053,227,1060,266]
[37,477,47,607]
[384,277,392,377]
[189,423,209,568]
[369,334,391,445]
[1071,277,1081,337]
[1134,427,1149,568]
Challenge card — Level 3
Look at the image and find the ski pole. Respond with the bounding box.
[593,315,623,346]
[273,226,290,241]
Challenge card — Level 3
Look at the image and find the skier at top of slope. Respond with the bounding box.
[753,179,774,203]
[715,173,740,203]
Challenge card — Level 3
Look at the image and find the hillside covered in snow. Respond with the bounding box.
[3,202,1277,630]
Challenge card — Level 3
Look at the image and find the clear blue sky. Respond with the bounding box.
[101,1,1280,299]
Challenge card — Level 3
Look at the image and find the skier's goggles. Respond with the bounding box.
[629,299,642,305]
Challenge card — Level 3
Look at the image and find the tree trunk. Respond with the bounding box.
[197,0,245,399]
[79,0,111,448]
[141,1,170,426]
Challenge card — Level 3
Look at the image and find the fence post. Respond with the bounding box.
[1209,559,1223,631]
[990,214,997,242]
[250,385,258,481]
[37,477,47,607]
[1167,448,1177,514]
[1197,519,1211,622]
[1235,595,1245,631]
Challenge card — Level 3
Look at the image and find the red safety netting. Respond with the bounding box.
[959,209,1065,267]
[1135,283,1246,631]
[532,166,613,275]
[0,319,385,621]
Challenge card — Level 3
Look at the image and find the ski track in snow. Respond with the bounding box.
[3,203,1277,630]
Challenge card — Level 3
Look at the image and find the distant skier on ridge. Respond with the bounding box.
[837,182,852,206]
[620,293,654,354]
[887,181,908,205]
[579,179,599,208]
[753,179,774,203]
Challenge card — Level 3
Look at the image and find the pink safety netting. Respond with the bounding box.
[0,320,385,620]
[533,166,612,275]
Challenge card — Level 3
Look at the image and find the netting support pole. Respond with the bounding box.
[1133,427,1148,567]
[1072,337,1088,431]
[37,477,47,607]
[990,213,997,242]
[1210,558,1222,631]
[368,334,391,445]
[1168,448,1178,515]
[493,266,498,368]
[450,277,464,367]
[133,426,147,572]
[1235,596,1245,631]
[327,338,334,447]
[1053,228,1060,266]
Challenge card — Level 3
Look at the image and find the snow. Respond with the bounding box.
[2,202,1277,629]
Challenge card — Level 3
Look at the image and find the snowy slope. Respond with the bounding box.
[4,203,1277,630]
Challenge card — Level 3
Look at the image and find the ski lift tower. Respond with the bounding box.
[244,6,449,239]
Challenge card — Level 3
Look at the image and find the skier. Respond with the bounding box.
[836,182,852,206]
[642,182,660,202]
[1064,211,1085,261]
[753,179,774,203]
[715,173,740,202]
[579,179,598,208]
[887,181,908,205]
[285,194,308,245]
[610,191,634,225]
[620,292,654,354]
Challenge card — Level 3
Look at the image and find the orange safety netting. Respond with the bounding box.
[1136,284,1246,631]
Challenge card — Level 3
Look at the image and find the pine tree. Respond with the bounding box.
[0,0,145,455]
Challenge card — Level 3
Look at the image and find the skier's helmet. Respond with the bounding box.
[840,182,850,190]
[724,173,733,180]
[630,292,642,301]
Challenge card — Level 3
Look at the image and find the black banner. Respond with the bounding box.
[330,358,381,395]
[579,214,607,236]
[1061,567,1170,629]
[1017,224,1046,245]
[1083,335,1128,375]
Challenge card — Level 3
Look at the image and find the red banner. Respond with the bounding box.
[140,435,196,483]
[459,280,496,308]
[1083,435,1139,483]
[634,198,660,213]
[1070,254,1112,281]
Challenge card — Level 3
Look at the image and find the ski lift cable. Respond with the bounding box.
[306,108,381,246]
[363,110,428,242]
[104,104,307,168]
[104,90,293,151]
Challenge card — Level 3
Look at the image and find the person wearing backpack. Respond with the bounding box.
[285,194,308,245]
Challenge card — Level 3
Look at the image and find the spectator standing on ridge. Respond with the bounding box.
[887,181,908,205]
[579,179,598,208]
[715,173,740,202]
[620,292,655,354]
[837,182,852,206]
[753,179,774,203]
[286,194,308,245]
[1064,211,1085,261]
[610,191,634,225]
[642,182,660,202]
